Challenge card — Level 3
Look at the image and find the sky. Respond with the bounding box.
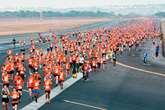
[0,0,165,11]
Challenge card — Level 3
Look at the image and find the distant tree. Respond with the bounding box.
[0,10,115,18]
[155,12,165,17]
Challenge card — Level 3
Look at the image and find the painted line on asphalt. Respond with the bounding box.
[21,72,83,110]
[0,83,29,93]
[64,99,107,110]
[117,62,165,77]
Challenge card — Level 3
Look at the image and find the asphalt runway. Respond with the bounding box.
[0,20,120,110]
[0,19,165,110]
[39,42,165,110]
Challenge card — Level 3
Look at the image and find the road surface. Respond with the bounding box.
[38,43,165,110]
[0,18,165,110]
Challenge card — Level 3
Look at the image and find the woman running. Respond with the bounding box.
[1,85,10,110]
[10,88,20,110]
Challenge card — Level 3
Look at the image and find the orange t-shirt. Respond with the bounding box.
[11,91,19,99]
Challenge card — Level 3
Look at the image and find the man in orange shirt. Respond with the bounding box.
[44,77,52,103]
[5,61,14,79]
[32,79,41,103]
[65,62,70,78]
[27,74,34,96]
[13,74,24,101]
[2,72,10,87]
[82,62,89,81]
[91,59,97,72]
[58,70,65,89]
[28,57,33,74]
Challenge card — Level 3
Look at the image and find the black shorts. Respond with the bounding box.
[12,99,19,106]
[50,47,53,51]
[79,63,83,66]
[53,73,58,77]
[20,74,25,80]
[45,90,51,94]
[78,42,81,46]
[21,48,25,51]
[28,87,33,90]
[102,53,106,57]
[103,61,106,64]
[155,52,158,57]
[92,65,96,69]
[29,65,33,69]
[2,98,9,103]
[113,59,116,62]
[97,63,101,68]
[57,62,61,65]
[58,80,64,84]
[70,51,73,54]
[66,69,70,72]
[22,60,25,63]
[65,50,67,55]
[8,70,14,74]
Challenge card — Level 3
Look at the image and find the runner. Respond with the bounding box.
[112,51,117,66]
[1,85,10,110]
[2,72,10,88]
[31,71,41,102]
[44,77,52,103]
[13,73,24,101]
[12,38,16,48]
[59,70,65,89]
[143,51,148,64]
[91,59,97,72]
[82,61,89,81]
[155,45,160,57]
[65,62,71,78]
[27,74,34,96]
[10,88,20,110]
[32,78,41,103]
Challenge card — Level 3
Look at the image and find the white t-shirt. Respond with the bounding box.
[79,57,84,63]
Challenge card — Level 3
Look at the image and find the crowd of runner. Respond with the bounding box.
[1,18,160,110]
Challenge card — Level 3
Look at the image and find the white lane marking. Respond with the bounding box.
[21,72,83,110]
[117,62,165,77]
[64,99,107,110]
[0,83,29,93]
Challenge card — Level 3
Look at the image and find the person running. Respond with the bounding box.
[91,59,97,72]
[10,88,20,110]
[31,71,41,102]
[44,77,52,103]
[1,85,10,110]
[79,55,84,71]
[82,61,89,81]
[27,74,34,96]
[2,72,10,87]
[58,70,65,89]
[112,51,117,66]
[12,38,16,48]
[143,51,148,64]
[13,73,24,102]
[5,61,14,80]
[65,62,70,78]
[72,64,77,79]
[32,78,41,103]
[53,64,60,85]
[155,45,160,57]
